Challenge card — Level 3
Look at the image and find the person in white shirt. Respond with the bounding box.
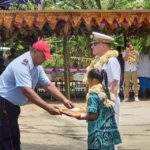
[81,32,121,150]
[91,32,121,150]
[123,42,140,102]
[82,32,121,123]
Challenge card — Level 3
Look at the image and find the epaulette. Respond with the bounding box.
[22,59,28,65]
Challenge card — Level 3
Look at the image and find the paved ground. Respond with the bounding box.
[20,100,150,150]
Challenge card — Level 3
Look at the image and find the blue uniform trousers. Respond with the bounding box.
[0,97,21,150]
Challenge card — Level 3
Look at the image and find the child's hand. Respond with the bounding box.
[75,116,82,120]
[75,113,87,120]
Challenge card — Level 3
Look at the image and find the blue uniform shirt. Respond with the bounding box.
[0,52,50,106]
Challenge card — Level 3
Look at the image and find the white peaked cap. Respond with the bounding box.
[92,32,114,43]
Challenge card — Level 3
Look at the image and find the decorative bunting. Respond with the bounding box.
[24,15,36,28]
[0,11,149,31]
[35,14,46,29]
[3,15,13,28]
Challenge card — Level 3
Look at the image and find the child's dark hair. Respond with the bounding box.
[88,68,110,99]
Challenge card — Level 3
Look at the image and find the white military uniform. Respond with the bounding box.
[97,56,121,124]
[92,32,121,150]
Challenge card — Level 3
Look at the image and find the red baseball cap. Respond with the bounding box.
[32,40,52,59]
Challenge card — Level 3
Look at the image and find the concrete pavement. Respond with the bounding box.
[20,100,150,150]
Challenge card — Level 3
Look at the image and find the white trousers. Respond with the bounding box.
[115,145,119,150]
[114,95,121,150]
[114,95,120,125]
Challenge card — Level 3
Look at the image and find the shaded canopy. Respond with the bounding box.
[1,10,150,31]
[1,10,150,99]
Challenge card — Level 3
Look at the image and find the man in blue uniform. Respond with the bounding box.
[0,40,74,150]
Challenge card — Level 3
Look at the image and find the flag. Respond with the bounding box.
[0,0,17,7]
[19,0,28,4]
[35,0,41,4]
[0,0,40,7]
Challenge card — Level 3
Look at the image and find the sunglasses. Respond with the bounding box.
[91,42,101,46]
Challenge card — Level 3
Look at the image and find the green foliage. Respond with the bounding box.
[52,0,148,10]
[43,0,53,10]
[145,35,150,47]
[112,33,125,49]
[43,54,92,68]
[129,37,144,52]
[0,0,150,67]
[143,0,150,9]
[0,0,149,10]
[43,34,92,68]
[141,34,150,55]
[9,0,38,10]
[43,54,64,68]
[44,37,63,54]
[53,0,103,9]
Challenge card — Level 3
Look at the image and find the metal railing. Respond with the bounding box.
[36,81,88,100]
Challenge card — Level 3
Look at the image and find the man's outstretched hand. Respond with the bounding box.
[47,104,62,115]
[63,99,75,109]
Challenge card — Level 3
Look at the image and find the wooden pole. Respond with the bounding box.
[63,23,71,99]
[124,31,127,49]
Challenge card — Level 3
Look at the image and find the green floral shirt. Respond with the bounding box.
[87,93,121,150]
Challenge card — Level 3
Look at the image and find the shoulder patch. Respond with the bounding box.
[22,59,28,65]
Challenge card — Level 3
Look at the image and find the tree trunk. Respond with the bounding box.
[63,32,70,99]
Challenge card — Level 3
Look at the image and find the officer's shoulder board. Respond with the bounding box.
[22,59,28,65]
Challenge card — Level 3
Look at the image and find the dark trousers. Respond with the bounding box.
[0,97,21,150]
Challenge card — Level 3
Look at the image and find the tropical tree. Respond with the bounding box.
[43,34,92,68]
[0,0,149,10]
[52,0,148,10]
[53,0,115,10]
[1,0,150,60]
[8,0,38,10]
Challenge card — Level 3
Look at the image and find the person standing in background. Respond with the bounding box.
[116,46,125,100]
[123,42,140,102]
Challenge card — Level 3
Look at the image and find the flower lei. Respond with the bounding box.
[86,83,115,108]
[83,50,118,84]
[125,48,139,64]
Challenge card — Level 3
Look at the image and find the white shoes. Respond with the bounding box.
[135,96,140,102]
[123,98,129,102]
[123,97,140,102]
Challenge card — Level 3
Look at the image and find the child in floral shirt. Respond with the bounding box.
[63,68,121,150]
